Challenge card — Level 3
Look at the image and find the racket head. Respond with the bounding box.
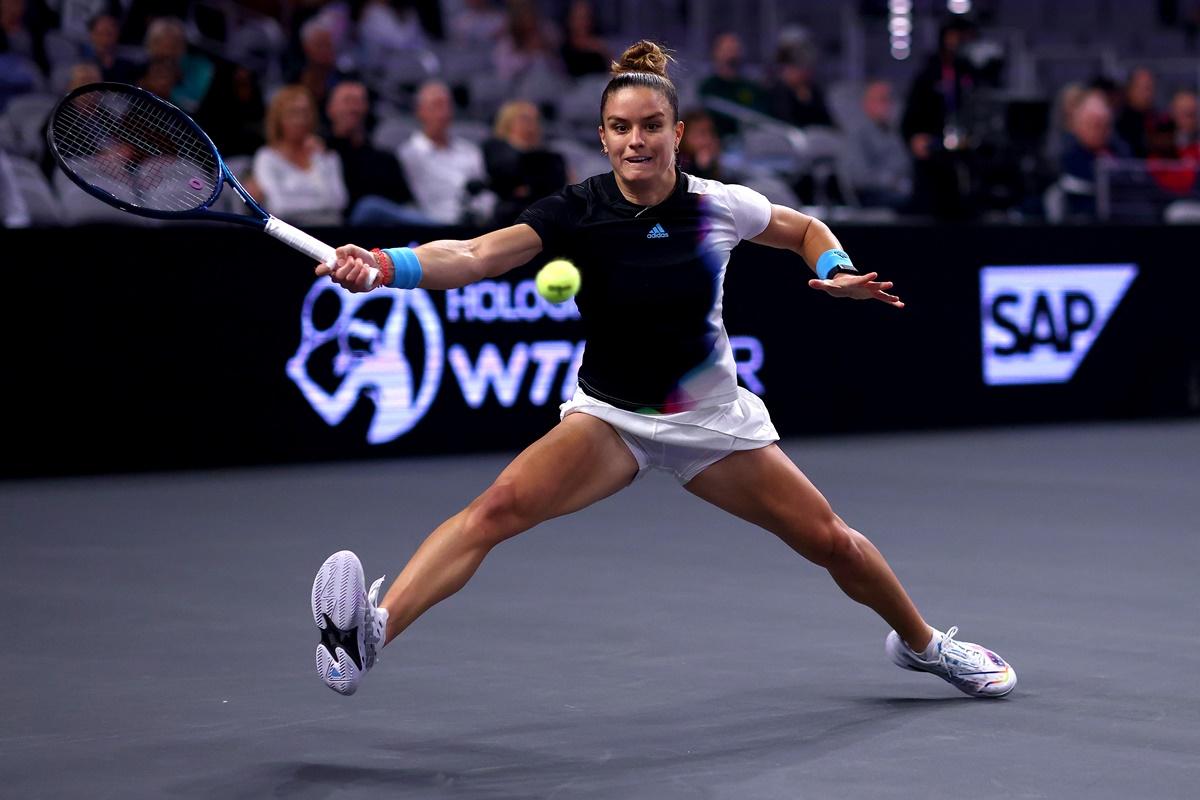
[46,82,251,223]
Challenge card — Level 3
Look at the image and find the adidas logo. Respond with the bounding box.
[329,665,343,679]
[646,223,669,239]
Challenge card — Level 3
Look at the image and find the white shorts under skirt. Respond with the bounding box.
[559,384,780,484]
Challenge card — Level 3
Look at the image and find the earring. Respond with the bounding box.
[601,146,609,155]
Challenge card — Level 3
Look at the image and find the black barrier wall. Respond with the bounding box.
[2,224,1196,476]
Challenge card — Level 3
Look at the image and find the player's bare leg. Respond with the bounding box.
[380,412,638,643]
[684,444,931,649]
[313,413,637,693]
[685,444,1016,697]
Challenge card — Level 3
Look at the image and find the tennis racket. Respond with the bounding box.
[46,82,377,286]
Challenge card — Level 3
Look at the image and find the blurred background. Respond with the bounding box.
[2,0,1199,475]
[10,0,1200,226]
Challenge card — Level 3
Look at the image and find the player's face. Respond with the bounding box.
[600,87,683,188]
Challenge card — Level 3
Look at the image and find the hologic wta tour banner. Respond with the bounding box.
[1,225,1195,476]
[285,276,768,447]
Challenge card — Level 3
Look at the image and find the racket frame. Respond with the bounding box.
[46,82,378,283]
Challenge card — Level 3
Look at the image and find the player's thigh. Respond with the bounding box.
[481,412,639,528]
[684,444,840,560]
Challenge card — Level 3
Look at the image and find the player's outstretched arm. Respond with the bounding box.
[751,205,903,308]
[318,224,544,292]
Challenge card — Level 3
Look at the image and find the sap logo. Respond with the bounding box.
[980,264,1137,386]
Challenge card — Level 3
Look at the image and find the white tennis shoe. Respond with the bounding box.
[311,550,388,695]
[886,626,1017,698]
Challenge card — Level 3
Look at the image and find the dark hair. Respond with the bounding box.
[600,40,679,123]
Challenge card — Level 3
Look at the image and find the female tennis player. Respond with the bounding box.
[310,41,1016,700]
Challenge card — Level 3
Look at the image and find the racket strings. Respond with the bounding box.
[52,90,220,212]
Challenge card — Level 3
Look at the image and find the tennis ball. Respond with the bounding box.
[536,259,581,303]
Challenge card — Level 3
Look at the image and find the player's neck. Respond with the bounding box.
[614,169,677,209]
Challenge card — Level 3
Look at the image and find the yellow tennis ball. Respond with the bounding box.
[536,259,581,303]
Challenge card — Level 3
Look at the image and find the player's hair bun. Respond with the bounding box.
[612,40,673,78]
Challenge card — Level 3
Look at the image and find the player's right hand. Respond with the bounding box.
[316,244,378,292]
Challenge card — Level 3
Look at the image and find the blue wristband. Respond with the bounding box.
[383,246,423,289]
[815,248,854,280]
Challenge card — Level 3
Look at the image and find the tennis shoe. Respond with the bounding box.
[886,626,1016,698]
[312,550,388,695]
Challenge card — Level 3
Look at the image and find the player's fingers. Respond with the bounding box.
[346,263,364,289]
[315,263,332,277]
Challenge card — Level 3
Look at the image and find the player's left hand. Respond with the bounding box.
[808,271,904,308]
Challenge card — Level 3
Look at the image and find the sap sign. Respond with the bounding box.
[287,277,766,444]
[980,264,1137,386]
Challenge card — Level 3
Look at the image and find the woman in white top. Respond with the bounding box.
[252,85,348,226]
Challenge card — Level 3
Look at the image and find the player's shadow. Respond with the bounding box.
[259,689,965,799]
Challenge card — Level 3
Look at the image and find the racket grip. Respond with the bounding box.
[265,216,380,289]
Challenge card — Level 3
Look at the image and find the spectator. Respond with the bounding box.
[1058,90,1129,218]
[144,17,214,113]
[678,109,740,182]
[43,0,117,42]
[448,0,505,47]
[843,80,911,210]
[1146,89,1200,196]
[493,0,561,83]
[1114,66,1158,157]
[324,79,428,226]
[292,17,355,114]
[195,63,265,157]
[253,85,348,226]
[901,17,978,217]
[67,60,101,90]
[398,80,494,224]
[483,99,567,224]
[1,0,38,65]
[1146,116,1195,195]
[698,32,766,138]
[85,13,139,83]
[767,35,835,129]
[0,0,40,111]
[560,0,608,78]
[1169,88,1200,156]
[1046,82,1087,163]
[137,56,181,101]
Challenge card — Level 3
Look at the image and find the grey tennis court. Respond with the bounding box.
[3,421,1196,799]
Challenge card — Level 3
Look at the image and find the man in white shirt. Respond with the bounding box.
[398,81,495,225]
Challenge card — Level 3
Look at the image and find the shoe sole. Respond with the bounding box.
[312,550,368,696]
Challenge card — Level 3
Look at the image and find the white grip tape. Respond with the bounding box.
[264,216,380,290]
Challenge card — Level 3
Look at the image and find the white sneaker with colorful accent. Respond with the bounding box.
[886,626,1017,698]
[311,550,388,696]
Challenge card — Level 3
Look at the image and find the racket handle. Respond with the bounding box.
[264,216,380,289]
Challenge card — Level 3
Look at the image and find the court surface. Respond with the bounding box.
[2,421,1198,799]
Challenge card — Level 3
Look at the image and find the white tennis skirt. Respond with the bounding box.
[559,383,780,484]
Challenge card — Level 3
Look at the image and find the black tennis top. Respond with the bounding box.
[517,169,772,413]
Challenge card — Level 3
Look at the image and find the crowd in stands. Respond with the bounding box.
[3,0,1200,229]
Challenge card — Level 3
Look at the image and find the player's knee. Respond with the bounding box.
[464,480,526,547]
[809,514,863,571]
